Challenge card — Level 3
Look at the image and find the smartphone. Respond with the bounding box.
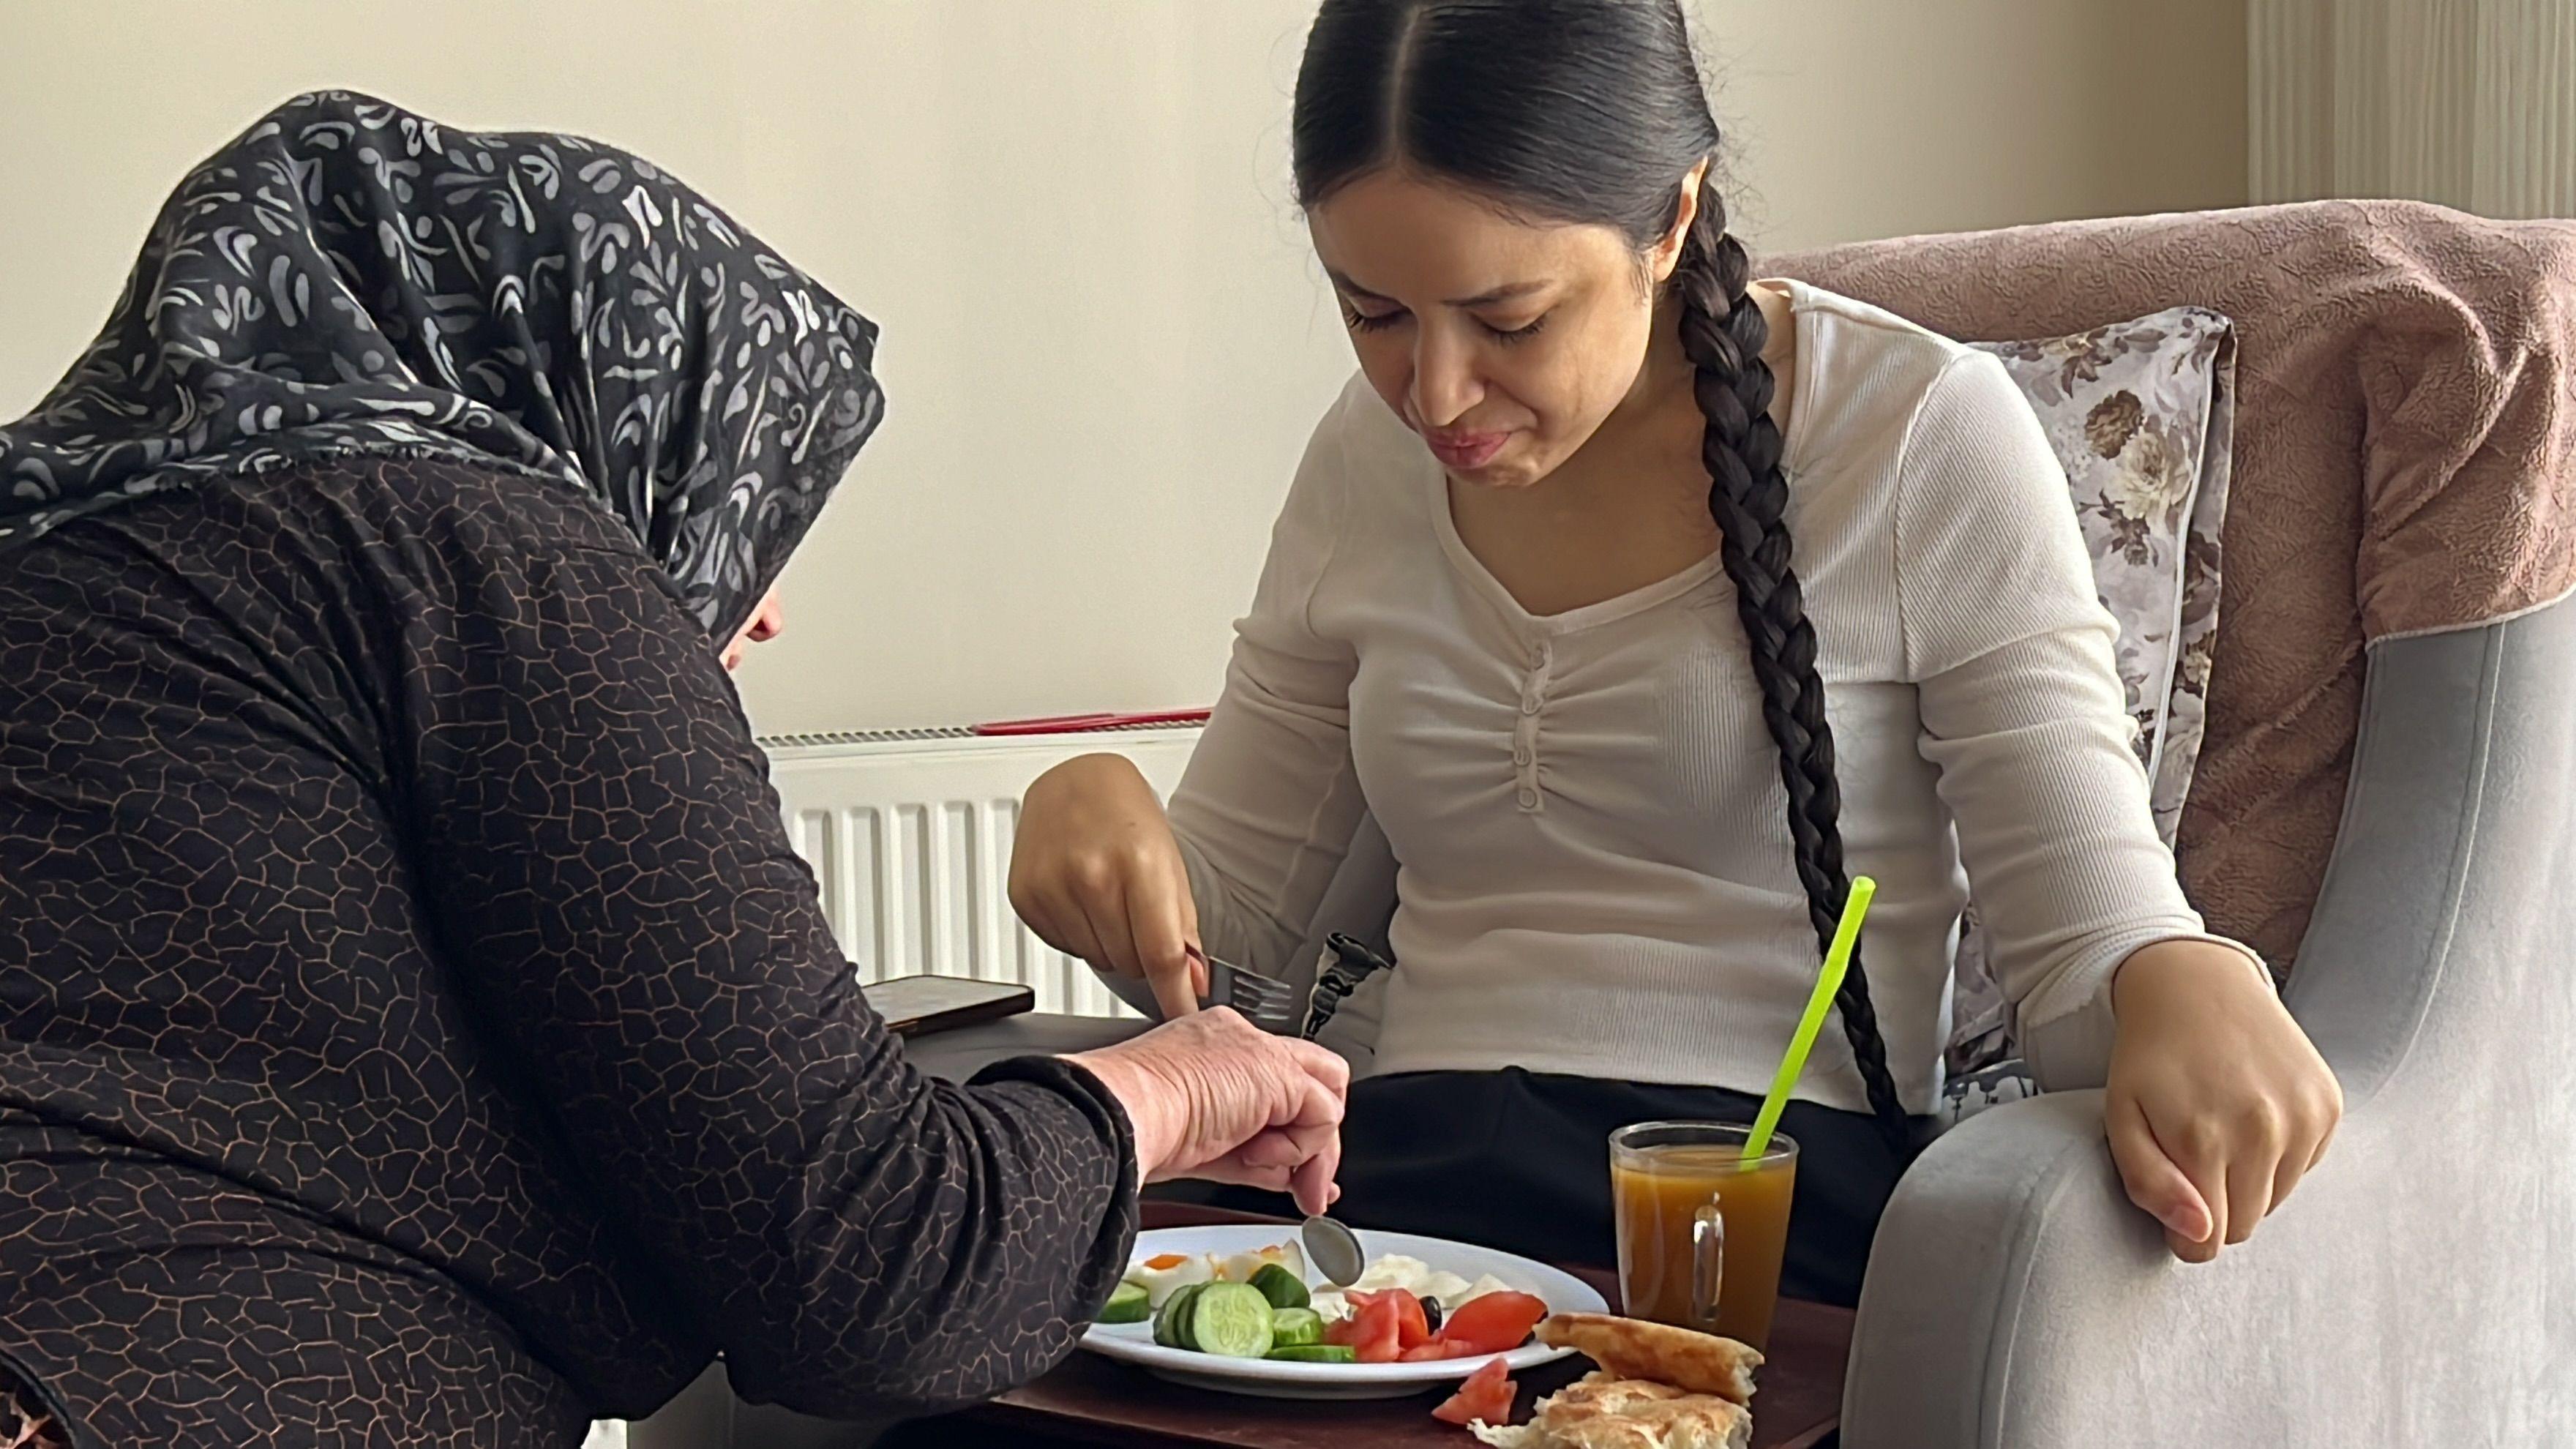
[866,974,1036,1037]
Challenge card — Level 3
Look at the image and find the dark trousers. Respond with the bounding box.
[1200,1067,1918,1308]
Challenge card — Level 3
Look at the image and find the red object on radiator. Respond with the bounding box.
[970,709,1213,737]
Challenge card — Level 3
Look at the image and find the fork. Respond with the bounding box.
[1186,946,1300,1033]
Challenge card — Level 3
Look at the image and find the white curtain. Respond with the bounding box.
[2252,0,2576,217]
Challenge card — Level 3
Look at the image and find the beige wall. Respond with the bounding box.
[0,1,2246,735]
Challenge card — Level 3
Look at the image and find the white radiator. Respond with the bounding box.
[760,724,1206,1019]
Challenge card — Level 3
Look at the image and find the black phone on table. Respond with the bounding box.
[865,974,1036,1036]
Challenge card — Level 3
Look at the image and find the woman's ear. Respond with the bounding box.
[1648,157,1713,285]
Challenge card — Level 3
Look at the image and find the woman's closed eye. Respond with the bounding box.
[1341,304,1408,334]
[1338,305,1551,345]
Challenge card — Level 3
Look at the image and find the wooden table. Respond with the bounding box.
[916,1202,1852,1449]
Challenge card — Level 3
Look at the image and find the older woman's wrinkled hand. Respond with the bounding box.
[1070,1008,1347,1216]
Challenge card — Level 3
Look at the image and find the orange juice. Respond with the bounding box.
[1609,1126,1797,1351]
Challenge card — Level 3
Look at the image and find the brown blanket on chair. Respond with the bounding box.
[1771,200,2576,972]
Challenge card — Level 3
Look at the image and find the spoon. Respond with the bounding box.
[1302,1213,1366,1288]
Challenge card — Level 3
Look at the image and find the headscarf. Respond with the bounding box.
[0,91,884,638]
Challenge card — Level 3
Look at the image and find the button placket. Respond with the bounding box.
[1514,638,1553,812]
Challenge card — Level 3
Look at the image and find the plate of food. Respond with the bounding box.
[1079,1224,1610,1399]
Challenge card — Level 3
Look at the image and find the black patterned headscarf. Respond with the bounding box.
[0,91,885,639]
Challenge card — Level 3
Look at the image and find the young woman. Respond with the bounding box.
[1011,0,2339,1303]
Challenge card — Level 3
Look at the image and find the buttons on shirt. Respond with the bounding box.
[1520,641,1554,714]
[1513,640,1553,812]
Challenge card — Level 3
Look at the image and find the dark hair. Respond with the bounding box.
[1293,0,1912,1151]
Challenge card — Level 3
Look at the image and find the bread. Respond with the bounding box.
[1469,1315,1764,1448]
[1532,1314,1762,1405]
[1467,1373,1753,1449]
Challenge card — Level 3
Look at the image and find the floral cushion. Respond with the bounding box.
[1943,309,2238,1075]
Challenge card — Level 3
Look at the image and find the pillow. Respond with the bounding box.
[1942,307,2238,1075]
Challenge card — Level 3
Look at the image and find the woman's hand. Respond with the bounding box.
[1011,754,1206,1019]
[2104,940,2343,1262]
[1069,1008,1348,1216]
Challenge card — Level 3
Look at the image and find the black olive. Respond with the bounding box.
[1420,1295,1444,1333]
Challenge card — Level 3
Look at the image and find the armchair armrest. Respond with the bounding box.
[1846,1086,2419,1448]
[1845,606,2576,1448]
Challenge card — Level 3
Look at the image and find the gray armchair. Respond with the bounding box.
[1841,602,2576,1446]
[1772,199,2576,1446]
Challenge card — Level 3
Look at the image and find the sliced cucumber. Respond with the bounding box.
[1153,1282,1208,1349]
[1188,1281,1276,1359]
[1268,1307,1324,1348]
[1097,1279,1151,1325]
[1265,1344,1358,1364]
[1249,1262,1311,1311]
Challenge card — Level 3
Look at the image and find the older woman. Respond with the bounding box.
[0,94,1343,1449]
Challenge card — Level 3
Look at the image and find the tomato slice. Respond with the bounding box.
[1345,1292,1404,1363]
[1399,1338,1486,1362]
[1322,1302,1373,1351]
[1435,1292,1550,1355]
[1341,1288,1433,1349]
[1385,1289,1432,1349]
[1430,1356,1517,1426]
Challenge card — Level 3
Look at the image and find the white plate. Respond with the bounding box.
[1079,1224,1606,1399]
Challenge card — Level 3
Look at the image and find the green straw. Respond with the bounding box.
[1742,876,1876,1164]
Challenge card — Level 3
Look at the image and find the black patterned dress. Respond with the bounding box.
[0,457,1139,1447]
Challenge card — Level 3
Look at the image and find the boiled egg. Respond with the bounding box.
[1124,1250,1215,1307]
[1216,1241,1306,1284]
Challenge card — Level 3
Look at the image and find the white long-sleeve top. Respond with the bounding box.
[1166,280,2256,1112]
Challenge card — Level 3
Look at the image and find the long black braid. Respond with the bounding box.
[1294,0,1915,1154]
[1670,180,1913,1152]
